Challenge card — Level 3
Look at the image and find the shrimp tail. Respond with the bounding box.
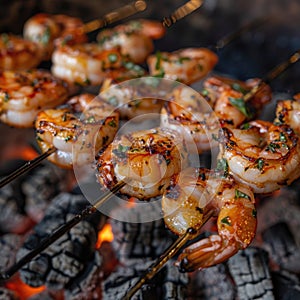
[177,235,238,272]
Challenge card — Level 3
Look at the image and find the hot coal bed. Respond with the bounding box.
[1,0,300,299]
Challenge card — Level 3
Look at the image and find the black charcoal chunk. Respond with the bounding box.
[102,259,156,300]
[272,270,300,300]
[228,247,274,300]
[0,234,23,272]
[64,251,103,300]
[0,184,31,234]
[17,193,102,290]
[0,288,19,300]
[187,264,235,300]
[22,163,70,222]
[110,203,176,263]
[262,222,300,273]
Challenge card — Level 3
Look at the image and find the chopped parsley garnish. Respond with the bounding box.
[265,142,280,153]
[221,216,231,226]
[240,123,250,130]
[108,53,118,63]
[231,83,248,95]
[252,209,257,218]
[229,97,252,118]
[216,158,228,177]
[155,51,162,70]
[84,78,91,85]
[201,89,209,96]
[279,132,287,142]
[177,56,191,64]
[235,189,250,200]
[41,27,51,45]
[256,158,265,171]
[86,116,96,123]
[108,120,117,127]
[3,92,9,102]
[65,135,72,142]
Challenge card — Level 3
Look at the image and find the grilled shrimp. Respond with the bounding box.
[147,48,218,85]
[275,98,300,135]
[99,78,164,120]
[162,168,256,271]
[160,85,221,153]
[0,69,69,127]
[161,75,272,153]
[96,127,189,200]
[0,34,42,71]
[35,93,119,169]
[219,121,300,194]
[52,44,145,86]
[24,13,87,60]
[97,19,165,64]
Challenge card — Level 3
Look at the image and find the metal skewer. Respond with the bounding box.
[123,210,215,300]
[0,180,126,281]
[83,0,147,33]
[0,147,56,188]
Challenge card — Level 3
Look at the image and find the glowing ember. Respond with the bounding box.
[96,223,114,249]
[5,277,46,300]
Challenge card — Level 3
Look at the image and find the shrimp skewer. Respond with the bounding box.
[161,75,272,153]
[0,69,69,127]
[0,1,146,71]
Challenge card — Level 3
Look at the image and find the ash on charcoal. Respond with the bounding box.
[110,203,176,263]
[0,234,23,272]
[187,263,235,300]
[262,222,300,273]
[17,193,103,290]
[227,247,274,300]
[103,259,188,300]
[28,289,63,300]
[0,184,31,234]
[102,259,156,300]
[271,270,300,300]
[22,163,71,223]
[64,251,103,300]
[0,287,19,300]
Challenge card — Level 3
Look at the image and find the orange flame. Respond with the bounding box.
[96,223,114,249]
[5,277,46,300]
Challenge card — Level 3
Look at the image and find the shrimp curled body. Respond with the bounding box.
[35,93,119,168]
[162,168,257,271]
[96,127,189,200]
[219,121,300,194]
[0,69,69,127]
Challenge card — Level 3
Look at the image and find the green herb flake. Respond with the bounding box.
[256,158,265,171]
[108,53,118,63]
[165,158,171,165]
[84,78,91,85]
[3,92,9,102]
[229,97,252,118]
[108,120,117,127]
[280,132,287,142]
[1,33,9,45]
[231,83,247,95]
[155,51,162,70]
[216,158,228,177]
[241,123,250,130]
[177,56,191,64]
[235,189,251,200]
[62,113,67,122]
[36,136,44,142]
[265,142,280,153]
[201,89,209,96]
[86,116,96,123]
[252,209,257,218]
[65,135,72,142]
[41,27,51,45]
[221,216,232,226]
